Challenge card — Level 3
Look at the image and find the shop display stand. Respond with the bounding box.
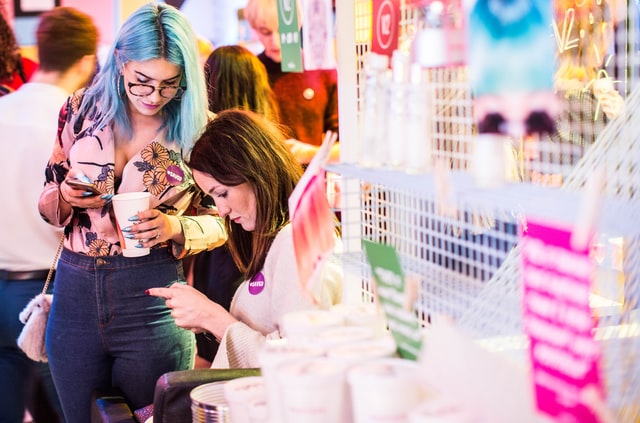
[332,0,640,419]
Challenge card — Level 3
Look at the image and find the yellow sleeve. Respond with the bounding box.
[172,214,227,259]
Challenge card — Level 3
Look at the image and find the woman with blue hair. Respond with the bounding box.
[37,3,226,422]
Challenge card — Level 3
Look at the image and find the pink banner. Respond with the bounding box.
[521,219,603,423]
[290,171,335,293]
[288,132,338,298]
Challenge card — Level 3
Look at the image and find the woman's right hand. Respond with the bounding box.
[60,170,112,209]
[147,283,238,339]
[592,78,624,120]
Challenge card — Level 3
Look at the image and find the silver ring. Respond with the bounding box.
[154,229,160,240]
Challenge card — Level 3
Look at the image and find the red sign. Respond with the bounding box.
[371,0,400,58]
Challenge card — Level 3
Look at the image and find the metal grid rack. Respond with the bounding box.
[333,0,640,419]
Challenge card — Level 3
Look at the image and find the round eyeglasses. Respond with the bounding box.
[127,82,186,99]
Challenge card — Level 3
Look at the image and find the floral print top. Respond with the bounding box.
[38,90,226,258]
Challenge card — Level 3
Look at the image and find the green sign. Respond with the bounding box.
[363,239,423,360]
[277,0,303,72]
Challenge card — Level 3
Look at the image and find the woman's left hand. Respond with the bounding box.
[121,209,183,248]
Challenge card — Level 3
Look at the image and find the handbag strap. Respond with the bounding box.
[42,235,65,295]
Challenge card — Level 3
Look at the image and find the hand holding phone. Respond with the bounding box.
[66,179,102,195]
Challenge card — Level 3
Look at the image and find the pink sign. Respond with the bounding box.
[289,132,337,299]
[520,219,603,423]
[290,171,335,293]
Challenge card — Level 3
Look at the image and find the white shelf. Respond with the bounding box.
[327,163,640,237]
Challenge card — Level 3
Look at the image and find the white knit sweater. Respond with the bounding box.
[212,224,342,368]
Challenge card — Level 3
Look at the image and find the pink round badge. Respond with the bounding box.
[165,164,185,185]
[248,272,265,295]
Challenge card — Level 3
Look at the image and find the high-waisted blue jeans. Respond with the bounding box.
[46,247,195,423]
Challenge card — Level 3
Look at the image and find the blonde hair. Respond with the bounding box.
[243,0,302,30]
[554,0,613,84]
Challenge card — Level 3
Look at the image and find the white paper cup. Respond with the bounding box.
[280,309,344,345]
[348,358,429,423]
[326,334,398,423]
[330,303,388,334]
[276,357,349,423]
[247,398,270,423]
[326,333,397,366]
[408,398,475,423]
[223,376,266,423]
[112,192,151,257]
[314,325,376,351]
[258,342,324,423]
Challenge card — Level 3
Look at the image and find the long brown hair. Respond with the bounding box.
[204,45,280,123]
[187,109,303,280]
[0,12,20,82]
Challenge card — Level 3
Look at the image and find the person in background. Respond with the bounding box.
[243,0,340,164]
[553,0,623,147]
[189,44,282,368]
[0,11,37,96]
[148,109,342,368]
[204,44,280,121]
[0,8,98,423]
[518,0,624,186]
[37,4,226,422]
[196,35,214,67]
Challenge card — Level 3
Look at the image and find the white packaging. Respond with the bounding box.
[257,343,324,423]
[280,309,344,345]
[276,357,349,423]
[348,358,429,423]
[223,376,266,423]
[473,134,510,189]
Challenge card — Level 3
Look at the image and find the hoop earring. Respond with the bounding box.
[117,74,124,96]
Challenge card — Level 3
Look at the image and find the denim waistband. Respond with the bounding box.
[58,246,176,271]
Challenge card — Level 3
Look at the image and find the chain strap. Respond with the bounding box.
[41,235,64,295]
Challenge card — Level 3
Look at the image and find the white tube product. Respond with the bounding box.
[405,64,432,174]
[473,133,509,189]
[386,50,411,170]
[360,52,389,168]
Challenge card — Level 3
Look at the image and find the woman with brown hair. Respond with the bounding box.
[191,44,283,368]
[204,44,280,122]
[148,109,342,368]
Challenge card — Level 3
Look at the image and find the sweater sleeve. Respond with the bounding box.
[211,321,279,368]
[210,225,343,369]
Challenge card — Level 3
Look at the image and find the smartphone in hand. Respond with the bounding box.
[66,179,102,195]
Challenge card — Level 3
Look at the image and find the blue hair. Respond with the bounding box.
[79,3,207,150]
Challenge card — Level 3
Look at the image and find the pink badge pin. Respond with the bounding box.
[248,272,265,295]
